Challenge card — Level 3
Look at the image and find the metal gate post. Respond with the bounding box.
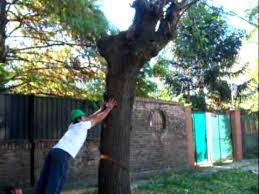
[28,94,35,186]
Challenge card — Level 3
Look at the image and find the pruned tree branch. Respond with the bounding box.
[129,0,199,59]
[0,0,7,63]
[2,81,27,91]
[7,21,22,36]
[98,0,199,75]
[8,35,94,48]
[6,54,103,73]
[10,43,81,51]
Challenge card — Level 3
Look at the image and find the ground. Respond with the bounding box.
[62,159,259,194]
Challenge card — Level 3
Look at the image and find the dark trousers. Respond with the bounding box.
[33,148,71,194]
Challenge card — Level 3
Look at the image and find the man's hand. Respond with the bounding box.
[98,102,106,112]
[86,98,117,127]
[105,98,117,110]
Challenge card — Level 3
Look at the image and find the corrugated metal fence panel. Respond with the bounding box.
[241,114,258,155]
[0,95,5,139]
[0,94,30,139]
[0,94,101,140]
[33,96,101,139]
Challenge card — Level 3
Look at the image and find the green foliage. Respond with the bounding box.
[0,65,8,80]
[191,92,206,111]
[135,63,158,98]
[37,0,108,42]
[163,3,244,110]
[245,3,258,25]
[135,59,174,100]
[237,62,258,112]
[0,64,11,91]
[209,80,232,102]
[239,4,259,112]
[2,0,108,100]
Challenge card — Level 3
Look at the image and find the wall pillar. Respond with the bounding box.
[184,107,195,167]
[230,110,243,160]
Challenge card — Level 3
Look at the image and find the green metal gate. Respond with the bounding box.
[206,113,232,162]
[192,112,233,163]
[192,112,207,163]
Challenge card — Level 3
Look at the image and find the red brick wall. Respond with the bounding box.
[0,141,31,189]
[130,98,194,177]
[33,140,100,188]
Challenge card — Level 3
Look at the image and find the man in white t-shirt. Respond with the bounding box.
[33,98,117,194]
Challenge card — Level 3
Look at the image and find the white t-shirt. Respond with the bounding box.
[53,121,92,158]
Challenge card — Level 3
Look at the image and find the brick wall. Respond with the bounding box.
[0,98,194,191]
[130,98,192,176]
[0,141,31,190]
[34,140,100,188]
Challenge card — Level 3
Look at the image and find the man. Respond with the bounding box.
[33,98,117,194]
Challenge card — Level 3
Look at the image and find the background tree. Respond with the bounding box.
[236,3,258,112]
[156,3,244,110]
[135,62,158,97]
[0,0,108,100]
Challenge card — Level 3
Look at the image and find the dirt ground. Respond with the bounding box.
[194,158,258,175]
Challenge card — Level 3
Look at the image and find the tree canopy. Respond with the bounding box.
[237,3,258,112]
[0,0,108,100]
[0,1,255,193]
[154,2,244,110]
[1,0,249,110]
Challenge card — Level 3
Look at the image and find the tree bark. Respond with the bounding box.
[97,33,143,194]
[96,1,197,193]
[0,0,6,64]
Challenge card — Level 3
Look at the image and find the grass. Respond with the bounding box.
[84,169,258,194]
[132,169,258,194]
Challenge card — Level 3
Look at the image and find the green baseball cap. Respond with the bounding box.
[70,109,85,122]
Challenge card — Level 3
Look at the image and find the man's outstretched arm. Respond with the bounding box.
[86,98,117,127]
[86,103,106,120]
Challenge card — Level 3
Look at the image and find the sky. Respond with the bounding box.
[100,0,257,31]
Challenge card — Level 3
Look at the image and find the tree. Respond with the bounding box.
[245,2,258,37]
[136,55,171,99]
[0,0,7,64]
[159,3,243,110]
[135,62,158,97]
[1,1,197,193]
[96,1,198,193]
[0,0,108,99]
[236,3,258,112]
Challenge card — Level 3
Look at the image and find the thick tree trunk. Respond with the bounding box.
[0,0,6,64]
[98,74,136,194]
[97,33,142,194]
